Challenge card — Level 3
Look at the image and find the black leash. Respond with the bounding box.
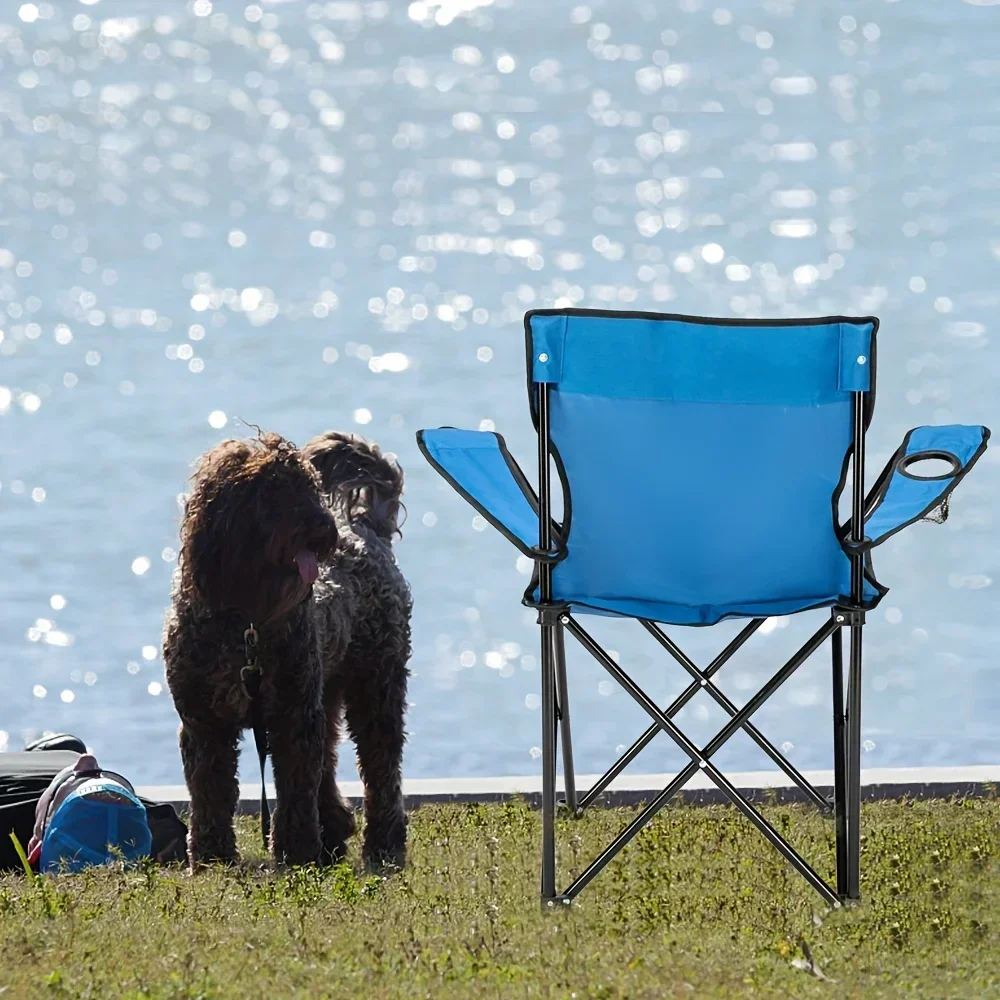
[240,624,270,849]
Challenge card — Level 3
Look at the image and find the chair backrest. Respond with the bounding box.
[525,310,880,625]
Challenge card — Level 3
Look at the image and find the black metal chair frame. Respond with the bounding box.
[534,385,871,909]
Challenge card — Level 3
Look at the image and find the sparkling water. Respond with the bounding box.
[1,0,998,784]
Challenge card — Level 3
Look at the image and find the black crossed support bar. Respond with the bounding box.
[639,620,833,813]
[576,618,765,812]
[551,624,578,817]
[556,614,842,906]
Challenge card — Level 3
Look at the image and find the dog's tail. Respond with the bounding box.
[301,431,404,541]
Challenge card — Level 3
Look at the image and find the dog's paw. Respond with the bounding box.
[187,848,240,873]
[319,800,356,866]
[187,828,239,869]
[274,844,323,867]
[271,831,323,868]
[361,843,407,873]
[361,815,407,872]
[320,838,350,867]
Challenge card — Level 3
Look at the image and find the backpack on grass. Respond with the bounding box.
[40,776,152,873]
[1,737,187,873]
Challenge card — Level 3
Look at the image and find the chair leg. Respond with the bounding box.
[540,620,558,902]
[846,622,864,901]
[553,622,579,817]
[831,628,849,899]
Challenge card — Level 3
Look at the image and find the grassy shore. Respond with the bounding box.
[1,797,997,999]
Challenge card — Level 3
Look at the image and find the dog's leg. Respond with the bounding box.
[179,720,240,867]
[344,645,409,869]
[267,626,324,867]
[317,686,357,864]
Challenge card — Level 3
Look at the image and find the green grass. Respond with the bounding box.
[1,797,998,999]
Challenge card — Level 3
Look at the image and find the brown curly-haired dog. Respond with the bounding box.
[163,430,411,870]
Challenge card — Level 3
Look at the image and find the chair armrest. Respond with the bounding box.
[858,424,990,547]
[416,428,564,560]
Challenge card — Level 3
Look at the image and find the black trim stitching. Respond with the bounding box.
[863,548,889,608]
[523,566,540,609]
[859,427,917,523]
[415,429,567,563]
[830,445,888,612]
[831,443,856,552]
[519,592,882,626]
[524,307,881,329]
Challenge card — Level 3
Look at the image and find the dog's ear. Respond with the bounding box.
[302,432,405,539]
[180,440,260,611]
[178,435,338,622]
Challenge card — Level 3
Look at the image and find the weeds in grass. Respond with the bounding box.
[0,798,996,998]
[7,833,33,879]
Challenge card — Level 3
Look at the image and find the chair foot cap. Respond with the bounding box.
[542,895,573,910]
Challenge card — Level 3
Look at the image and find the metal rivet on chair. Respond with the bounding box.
[538,352,549,363]
[698,760,707,768]
[857,355,867,364]
[560,615,569,624]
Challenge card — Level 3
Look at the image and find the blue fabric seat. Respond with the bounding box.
[417,308,990,907]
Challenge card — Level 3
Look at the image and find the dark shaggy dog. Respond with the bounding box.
[163,431,411,870]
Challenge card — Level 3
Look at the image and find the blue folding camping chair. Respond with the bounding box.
[417,309,990,907]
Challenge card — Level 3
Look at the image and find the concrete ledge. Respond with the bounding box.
[137,765,1000,814]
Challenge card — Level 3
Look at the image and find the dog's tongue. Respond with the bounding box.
[294,550,319,586]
